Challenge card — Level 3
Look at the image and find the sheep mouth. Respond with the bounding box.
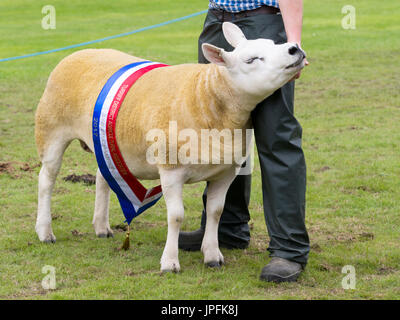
[285,54,305,69]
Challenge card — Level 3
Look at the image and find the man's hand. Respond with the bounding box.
[291,55,309,81]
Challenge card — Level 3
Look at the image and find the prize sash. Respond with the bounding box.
[92,61,169,224]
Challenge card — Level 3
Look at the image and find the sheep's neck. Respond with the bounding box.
[194,64,256,130]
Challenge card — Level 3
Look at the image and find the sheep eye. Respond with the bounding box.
[245,57,264,64]
[245,57,257,64]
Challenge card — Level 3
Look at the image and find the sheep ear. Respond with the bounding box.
[202,43,229,66]
[222,22,246,48]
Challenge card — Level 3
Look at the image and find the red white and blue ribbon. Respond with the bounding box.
[92,61,168,224]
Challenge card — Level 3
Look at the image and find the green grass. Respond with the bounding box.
[1,0,399,299]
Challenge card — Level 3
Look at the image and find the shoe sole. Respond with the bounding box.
[260,270,301,283]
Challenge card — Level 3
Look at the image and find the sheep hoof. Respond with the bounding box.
[40,233,56,243]
[95,227,114,238]
[43,238,56,244]
[97,232,114,238]
[160,259,181,273]
[162,269,179,274]
[161,266,180,274]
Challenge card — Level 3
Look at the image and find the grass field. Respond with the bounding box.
[0,0,399,299]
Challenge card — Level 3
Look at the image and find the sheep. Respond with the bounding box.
[35,22,306,272]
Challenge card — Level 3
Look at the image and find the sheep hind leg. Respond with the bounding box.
[36,136,71,243]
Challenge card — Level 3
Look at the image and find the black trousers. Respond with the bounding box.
[199,10,310,266]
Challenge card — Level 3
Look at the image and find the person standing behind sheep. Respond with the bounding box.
[179,0,310,283]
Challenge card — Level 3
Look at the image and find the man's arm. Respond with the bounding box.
[278,0,308,79]
[279,0,303,45]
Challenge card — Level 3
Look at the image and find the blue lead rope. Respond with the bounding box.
[0,10,207,62]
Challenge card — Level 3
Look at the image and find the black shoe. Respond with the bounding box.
[178,228,249,251]
[178,228,205,251]
[260,257,303,283]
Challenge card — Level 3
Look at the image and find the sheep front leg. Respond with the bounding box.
[159,168,186,273]
[92,168,113,238]
[201,168,237,267]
